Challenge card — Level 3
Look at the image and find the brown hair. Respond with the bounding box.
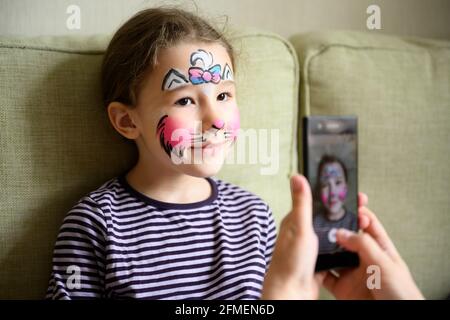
[101,7,235,108]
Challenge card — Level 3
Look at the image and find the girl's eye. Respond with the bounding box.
[175,97,194,106]
[217,92,231,101]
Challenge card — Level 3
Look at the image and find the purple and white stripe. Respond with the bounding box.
[46,176,277,300]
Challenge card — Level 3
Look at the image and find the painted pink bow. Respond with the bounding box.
[188,65,222,85]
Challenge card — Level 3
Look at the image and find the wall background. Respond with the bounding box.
[1,0,449,40]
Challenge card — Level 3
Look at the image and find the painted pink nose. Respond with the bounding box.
[212,119,225,129]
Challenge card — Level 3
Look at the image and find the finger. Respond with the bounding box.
[336,229,390,265]
[358,207,401,260]
[358,211,370,230]
[289,174,313,233]
[322,271,338,293]
[314,271,327,285]
[358,192,368,207]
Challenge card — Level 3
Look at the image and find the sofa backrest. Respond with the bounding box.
[291,30,450,299]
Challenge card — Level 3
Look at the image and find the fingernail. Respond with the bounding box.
[291,175,302,192]
[336,228,353,240]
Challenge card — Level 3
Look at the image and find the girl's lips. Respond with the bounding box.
[189,140,228,158]
[191,141,226,149]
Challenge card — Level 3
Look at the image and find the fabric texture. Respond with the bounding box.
[290,30,450,299]
[45,175,276,300]
[0,30,298,299]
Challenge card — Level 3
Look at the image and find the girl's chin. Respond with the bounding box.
[178,161,225,178]
[326,207,343,216]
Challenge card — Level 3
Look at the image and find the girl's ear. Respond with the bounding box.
[107,102,140,140]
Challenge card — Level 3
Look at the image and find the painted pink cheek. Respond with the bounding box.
[321,193,328,206]
[338,187,347,201]
[161,117,194,148]
[228,107,240,139]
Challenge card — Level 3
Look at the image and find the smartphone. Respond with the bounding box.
[303,115,359,271]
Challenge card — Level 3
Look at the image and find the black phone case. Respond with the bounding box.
[303,116,360,272]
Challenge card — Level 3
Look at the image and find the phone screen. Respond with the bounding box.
[303,116,359,271]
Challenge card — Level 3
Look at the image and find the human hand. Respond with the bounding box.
[323,206,424,300]
[261,174,323,299]
[261,176,370,300]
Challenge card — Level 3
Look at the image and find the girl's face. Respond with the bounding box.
[130,42,240,178]
[319,162,348,216]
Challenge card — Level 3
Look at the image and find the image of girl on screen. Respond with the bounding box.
[313,154,358,254]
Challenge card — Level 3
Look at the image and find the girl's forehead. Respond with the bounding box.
[157,42,232,72]
[137,42,234,104]
[150,42,234,92]
[322,162,344,177]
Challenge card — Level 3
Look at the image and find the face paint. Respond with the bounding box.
[222,63,234,81]
[156,115,195,158]
[321,193,328,207]
[188,50,222,85]
[319,162,348,216]
[161,69,189,91]
[158,48,238,163]
[338,186,348,201]
[320,164,343,185]
[161,49,234,91]
[212,119,224,130]
[224,107,240,141]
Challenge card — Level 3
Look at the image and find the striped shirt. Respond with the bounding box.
[46,175,277,300]
[313,209,357,254]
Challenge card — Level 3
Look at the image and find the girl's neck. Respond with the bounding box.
[125,152,212,205]
[326,207,346,221]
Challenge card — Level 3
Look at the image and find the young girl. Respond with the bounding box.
[313,155,357,253]
[46,7,276,300]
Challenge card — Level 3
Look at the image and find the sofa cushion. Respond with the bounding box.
[290,30,450,299]
[0,31,298,298]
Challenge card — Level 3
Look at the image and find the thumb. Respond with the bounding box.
[336,229,389,265]
[289,174,313,233]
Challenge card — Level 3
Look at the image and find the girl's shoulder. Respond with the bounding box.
[59,178,122,238]
[212,177,257,196]
[211,177,270,209]
[86,176,123,202]
[68,176,123,215]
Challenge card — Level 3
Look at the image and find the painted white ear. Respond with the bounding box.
[162,69,188,91]
[222,64,233,81]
